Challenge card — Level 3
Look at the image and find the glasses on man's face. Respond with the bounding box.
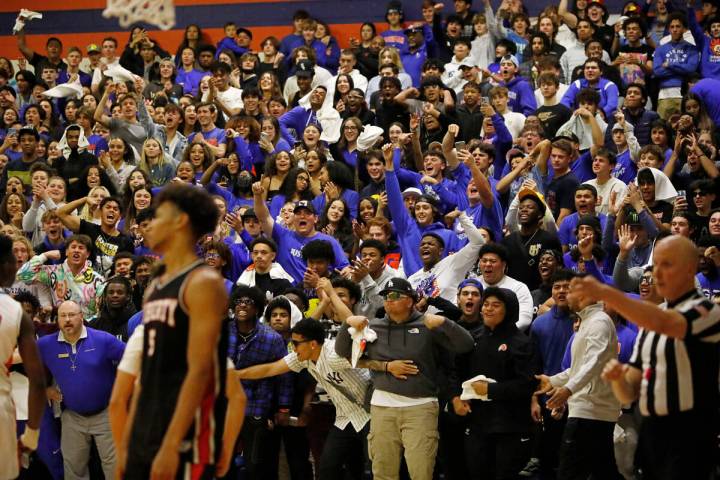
[640,276,653,285]
[291,339,310,347]
[694,191,708,197]
[205,252,220,260]
[234,298,255,307]
[383,291,409,301]
[58,312,80,319]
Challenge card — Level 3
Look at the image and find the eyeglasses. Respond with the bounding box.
[383,291,409,301]
[291,339,310,347]
[205,252,220,259]
[234,298,255,307]
[693,191,709,197]
[343,125,359,131]
[640,276,653,285]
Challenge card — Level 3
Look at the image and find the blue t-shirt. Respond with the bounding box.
[271,223,350,284]
[188,127,226,149]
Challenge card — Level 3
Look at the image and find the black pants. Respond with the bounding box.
[539,408,567,479]
[438,409,469,480]
[317,423,369,480]
[239,416,279,480]
[557,418,621,480]
[637,410,718,480]
[275,426,313,480]
[464,427,531,480]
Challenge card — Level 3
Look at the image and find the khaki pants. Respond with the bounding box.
[657,98,681,120]
[368,401,439,480]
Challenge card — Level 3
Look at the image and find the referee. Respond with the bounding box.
[571,235,719,480]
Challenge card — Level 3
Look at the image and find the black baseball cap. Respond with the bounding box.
[379,277,417,300]
[294,200,316,214]
[18,125,39,140]
[241,208,257,221]
[296,59,315,78]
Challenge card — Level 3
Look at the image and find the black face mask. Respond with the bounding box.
[236,175,253,193]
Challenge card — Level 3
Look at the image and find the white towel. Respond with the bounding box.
[104,63,139,84]
[348,325,377,368]
[460,374,497,401]
[357,125,384,152]
[13,9,42,34]
[43,75,84,100]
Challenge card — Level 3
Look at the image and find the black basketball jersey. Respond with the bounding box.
[127,260,228,471]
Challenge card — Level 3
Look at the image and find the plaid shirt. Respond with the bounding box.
[228,320,293,418]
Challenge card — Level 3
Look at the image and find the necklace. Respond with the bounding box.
[522,229,541,267]
[66,343,80,371]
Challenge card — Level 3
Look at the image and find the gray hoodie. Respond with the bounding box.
[335,311,474,398]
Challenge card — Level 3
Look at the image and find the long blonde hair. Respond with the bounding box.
[138,138,168,176]
[378,47,404,72]
[80,186,110,222]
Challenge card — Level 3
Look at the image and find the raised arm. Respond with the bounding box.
[442,124,461,171]
[571,275,689,338]
[251,181,274,236]
[460,150,494,208]
[558,0,579,28]
[16,29,36,61]
[94,82,116,127]
[394,87,420,107]
[200,158,227,186]
[55,196,86,232]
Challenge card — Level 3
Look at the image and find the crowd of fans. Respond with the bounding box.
[2,0,720,478]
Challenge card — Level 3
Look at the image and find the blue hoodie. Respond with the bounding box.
[561,77,619,119]
[652,40,700,90]
[691,78,720,124]
[385,169,457,276]
[688,7,720,79]
[502,76,537,116]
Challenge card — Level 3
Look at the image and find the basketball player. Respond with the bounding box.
[0,234,46,479]
[119,184,230,479]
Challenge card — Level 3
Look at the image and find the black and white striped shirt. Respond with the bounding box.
[629,290,720,417]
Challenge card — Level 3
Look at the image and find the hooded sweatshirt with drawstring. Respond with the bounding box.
[335,309,474,398]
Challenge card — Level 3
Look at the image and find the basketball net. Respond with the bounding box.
[103,0,176,31]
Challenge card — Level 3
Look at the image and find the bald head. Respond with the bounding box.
[58,300,82,316]
[652,235,698,302]
[654,235,699,270]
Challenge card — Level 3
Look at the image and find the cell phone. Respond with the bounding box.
[677,190,686,199]
[454,141,466,151]
[481,96,490,104]
[261,132,270,141]
[294,141,303,148]
[7,128,16,136]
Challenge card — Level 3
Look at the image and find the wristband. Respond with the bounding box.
[20,427,39,451]
[384,362,389,373]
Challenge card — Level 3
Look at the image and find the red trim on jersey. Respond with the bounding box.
[193,375,218,466]
[190,463,207,480]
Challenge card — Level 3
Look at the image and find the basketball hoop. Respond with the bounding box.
[103,0,176,31]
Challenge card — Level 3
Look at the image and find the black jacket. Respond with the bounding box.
[452,288,536,434]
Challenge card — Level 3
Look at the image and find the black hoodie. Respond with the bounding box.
[452,287,536,434]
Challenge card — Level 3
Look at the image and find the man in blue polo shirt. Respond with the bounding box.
[252,182,349,285]
[38,300,125,480]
